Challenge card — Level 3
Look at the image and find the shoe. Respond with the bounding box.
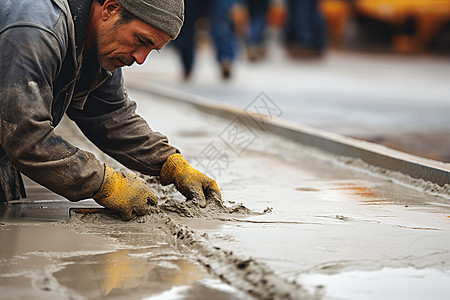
[247,46,266,62]
[287,43,323,59]
[220,61,232,80]
[182,69,192,81]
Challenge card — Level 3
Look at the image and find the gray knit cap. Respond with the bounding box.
[117,0,184,39]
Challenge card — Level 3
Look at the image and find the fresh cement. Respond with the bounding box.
[1,91,450,299]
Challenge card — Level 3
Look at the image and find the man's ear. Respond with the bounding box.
[101,0,121,21]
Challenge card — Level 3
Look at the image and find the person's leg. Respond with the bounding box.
[172,0,199,79]
[210,0,240,78]
[309,0,327,51]
[245,0,269,61]
[247,0,269,46]
[285,0,325,56]
[286,0,310,45]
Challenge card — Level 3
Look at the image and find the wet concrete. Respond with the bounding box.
[130,90,450,299]
[1,91,450,299]
[123,47,450,162]
[0,111,253,299]
[0,205,251,300]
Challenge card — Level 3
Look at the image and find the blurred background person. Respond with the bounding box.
[172,0,201,80]
[245,0,270,62]
[285,0,327,57]
[173,0,248,80]
[210,0,248,79]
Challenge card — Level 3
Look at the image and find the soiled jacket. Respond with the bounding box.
[0,0,178,202]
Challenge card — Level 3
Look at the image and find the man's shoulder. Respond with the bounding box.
[0,0,70,34]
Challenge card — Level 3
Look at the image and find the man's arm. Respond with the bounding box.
[0,27,104,201]
[67,69,222,208]
[66,69,179,176]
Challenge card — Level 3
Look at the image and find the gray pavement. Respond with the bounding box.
[123,45,450,161]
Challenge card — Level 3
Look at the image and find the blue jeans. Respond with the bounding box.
[209,0,241,63]
[171,0,199,74]
[285,0,326,50]
[246,0,269,47]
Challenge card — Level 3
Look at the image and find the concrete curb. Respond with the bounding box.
[125,79,450,187]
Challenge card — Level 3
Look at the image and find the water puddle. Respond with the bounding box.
[53,249,244,299]
[0,218,253,299]
[145,278,251,300]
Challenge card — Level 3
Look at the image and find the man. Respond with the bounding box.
[0,0,221,220]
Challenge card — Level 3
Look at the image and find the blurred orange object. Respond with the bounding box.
[355,0,450,52]
[319,0,353,47]
[229,3,250,38]
[267,2,288,28]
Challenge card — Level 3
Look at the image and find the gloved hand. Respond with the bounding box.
[160,154,222,208]
[93,164,157,220]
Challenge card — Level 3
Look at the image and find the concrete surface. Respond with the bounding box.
[1,91,449,299]
[0,207,251,300]
[123,45,450,162]
[130,89,450,299]
[122,79,450,187]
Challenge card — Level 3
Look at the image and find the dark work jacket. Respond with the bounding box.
[0,0,178,202]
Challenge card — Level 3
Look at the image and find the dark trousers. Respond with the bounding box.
[209,0,240,63]
[171,0,200,75]
[285,0,326,50]
[246,0,269,46]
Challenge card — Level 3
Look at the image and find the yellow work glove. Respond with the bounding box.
[93,164,157,220]
[160,154,222,208]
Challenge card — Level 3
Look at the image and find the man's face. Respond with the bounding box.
[95,10,171,71]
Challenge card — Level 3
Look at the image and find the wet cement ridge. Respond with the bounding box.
[147,188,321,299]
[218,217,322,225]
[160,215,319,300]
[69,172,319,300]
[125,81,450,188]
[294,249,450,277]
[279,142,450,201]
[73,208,319,300]
[397,225,444,231]
[330,155,450,202]
[74,173,319,300]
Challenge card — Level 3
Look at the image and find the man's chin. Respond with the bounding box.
[98,58,118,72]
[106,65,118,71]
[99,57,134,71]
[101,62,118,72]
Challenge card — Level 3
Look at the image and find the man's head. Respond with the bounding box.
[91,0,184,71]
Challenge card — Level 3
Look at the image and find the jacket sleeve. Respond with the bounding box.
[0,27,104,201]
[66,69,179,176]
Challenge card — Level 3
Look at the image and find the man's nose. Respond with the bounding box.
[132,47,152,65]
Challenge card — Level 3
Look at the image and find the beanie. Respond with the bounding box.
[116,0,184,39]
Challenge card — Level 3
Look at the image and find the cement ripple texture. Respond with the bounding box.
[72,207,322,300]
[142,175,256,218]
[70,172,321,299]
